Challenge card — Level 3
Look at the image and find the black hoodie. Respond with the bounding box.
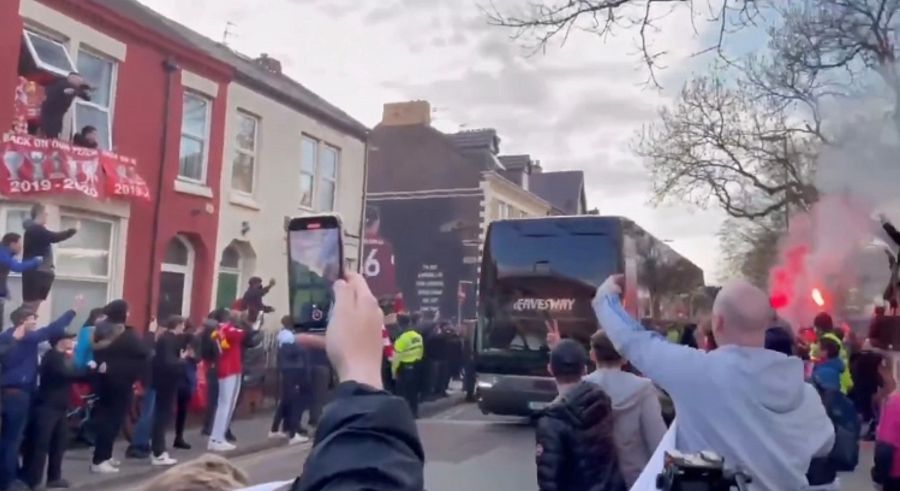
[93,321,150,389]
[535,381,626,491]
[22,219,76,271]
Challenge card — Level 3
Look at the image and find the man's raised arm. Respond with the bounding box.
[591,276,707,395]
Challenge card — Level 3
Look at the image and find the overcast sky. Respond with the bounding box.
[139,0,729,283]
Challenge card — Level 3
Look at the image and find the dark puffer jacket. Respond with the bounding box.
[536,381,626,491]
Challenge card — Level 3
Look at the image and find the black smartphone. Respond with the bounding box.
[286,215,344,331]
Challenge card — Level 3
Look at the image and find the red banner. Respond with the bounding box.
[101,151,150,200]
[1,133,103,198]
[0,133,148,201]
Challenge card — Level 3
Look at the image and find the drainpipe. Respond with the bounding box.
[356,136,371,272]
[145,57,180,327]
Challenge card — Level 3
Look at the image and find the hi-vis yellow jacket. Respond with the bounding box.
[811,331,853,394]
[392,330,424,376]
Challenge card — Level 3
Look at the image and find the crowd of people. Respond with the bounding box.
[530,276,900,491]
[381,310,465,418]
[6,203,900,491]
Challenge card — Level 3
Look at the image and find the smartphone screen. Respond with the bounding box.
[287,215,344,331]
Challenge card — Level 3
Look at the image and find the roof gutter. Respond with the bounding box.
[233,71,369,141]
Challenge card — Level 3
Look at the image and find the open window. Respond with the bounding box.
[20,30,76,79]
[73,50,115,150]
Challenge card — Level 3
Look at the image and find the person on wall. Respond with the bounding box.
[21,203,76,311]
[241,277,276,328]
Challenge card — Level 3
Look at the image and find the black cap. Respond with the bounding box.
[49,331,76,347]
[550,339,588,378]
[103,299,129,324]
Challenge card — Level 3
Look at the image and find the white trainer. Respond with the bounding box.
[90,461,120,474]
[267,431,287,439]
[207,440,237,452]
[288,434,310,445]
[151,452,178,466]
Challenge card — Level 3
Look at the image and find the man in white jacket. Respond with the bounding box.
[593,276,834,491]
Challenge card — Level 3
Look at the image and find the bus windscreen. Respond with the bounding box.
[478,219,622,357]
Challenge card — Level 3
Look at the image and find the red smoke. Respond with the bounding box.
[768,194,880,329]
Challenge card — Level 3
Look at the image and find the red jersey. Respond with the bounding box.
[214,323,246,379]
[363,232,398,297]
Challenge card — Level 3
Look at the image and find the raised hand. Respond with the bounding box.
[545,319,561,349]
[72,294,85,312]
[326,272,384,389]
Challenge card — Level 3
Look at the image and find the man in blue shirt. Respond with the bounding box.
[0,233,41,326]
[0,296,81,490]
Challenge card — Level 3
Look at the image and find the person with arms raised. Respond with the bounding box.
[22,330,100,489]
[0,296,81,491]
[593,276,834,491]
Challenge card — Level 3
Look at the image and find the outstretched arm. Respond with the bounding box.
[0,250,40,273]
[28,310,76,344]
[592,280,708,396]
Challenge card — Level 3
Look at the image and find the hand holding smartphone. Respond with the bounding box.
[286,214,345,332]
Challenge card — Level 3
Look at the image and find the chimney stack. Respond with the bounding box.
[382,101,432,126]
[254,53,282,75]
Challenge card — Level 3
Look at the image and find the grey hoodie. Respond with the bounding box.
[583,368,667,487]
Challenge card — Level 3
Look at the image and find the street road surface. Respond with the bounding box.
[126,402,874,490]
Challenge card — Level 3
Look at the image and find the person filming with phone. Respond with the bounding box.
[592,275,834,491]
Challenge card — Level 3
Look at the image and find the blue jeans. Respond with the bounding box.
[130,389,156,449]
[0,390,31,489]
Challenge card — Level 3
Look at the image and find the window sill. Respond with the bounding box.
[174,179,213,198]
[229,193,261,210]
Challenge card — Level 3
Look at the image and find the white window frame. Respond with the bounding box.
[232,111,260,195]
[56,212,116,286]
[72,48,117,150]
[160,235,195,317]
[22,29,76,78]
[317,144,340,212]
[300,135,318,210]
[299,135,341,212]
[178,92,212,184]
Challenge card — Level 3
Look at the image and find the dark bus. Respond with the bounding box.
[474,215,702,416]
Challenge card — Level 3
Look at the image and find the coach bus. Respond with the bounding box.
[474,215,703,416]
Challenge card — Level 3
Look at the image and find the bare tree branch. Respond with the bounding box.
[484,0,761,88]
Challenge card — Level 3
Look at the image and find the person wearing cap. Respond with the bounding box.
[536,339,625,491]
[22,329,100,489]
[0,297,81,491]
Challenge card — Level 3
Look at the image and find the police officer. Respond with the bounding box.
[810,312,853,394]
[392,314,424,417]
